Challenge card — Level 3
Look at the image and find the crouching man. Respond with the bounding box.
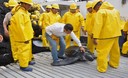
[45,23,85,66]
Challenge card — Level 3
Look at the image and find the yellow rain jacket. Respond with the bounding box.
[85,12,96,35]
[92,2,121,39]
[62,11,85,31]
[44,11,61,27]
[84,13,92,33]
[10,7,33,42]
[61,11,85,48]
[38,11,47,27]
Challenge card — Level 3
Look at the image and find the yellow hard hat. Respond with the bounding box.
[52,3,59,9]
[92,0,102,8]
[4,2,9,7]
[31,15,37,19]
[86,1,93,8]
[4,0,18,7]
[20,0,33,5]
[8,0,18,7]
[34,10,40,15]
[70,3,77,9]
[46,5,52,9]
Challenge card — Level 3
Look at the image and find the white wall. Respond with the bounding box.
[105,0,128,20]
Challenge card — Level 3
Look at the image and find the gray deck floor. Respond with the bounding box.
[0,52,128,78]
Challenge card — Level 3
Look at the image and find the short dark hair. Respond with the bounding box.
[64,24,73,31]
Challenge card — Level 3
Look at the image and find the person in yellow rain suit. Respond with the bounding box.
[38,5,51,26]
[84,1,96,58]
[38,5,51,47]
[61,3,85,48]
[121,22,128,57]
[3,0,18,62]
[9,0,35,71]
[44,3,61,26]
[92,0,121,73]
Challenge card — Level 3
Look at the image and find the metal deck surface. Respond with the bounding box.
[0,52,128,78]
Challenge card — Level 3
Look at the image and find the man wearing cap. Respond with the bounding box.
[9,0,35,71]
[84,1,96,59]
[38,5,52,47]
[92,0,121,72]
[61,3,85,48]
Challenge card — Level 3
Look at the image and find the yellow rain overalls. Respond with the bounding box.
[9,6,34,67]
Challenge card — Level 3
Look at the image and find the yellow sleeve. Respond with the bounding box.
[84,14,89,31]
[61,13,67,23]
[79,13,85,27]
[38,13,43,26]
[58,15,61,23]
[120,20,126,30]
[92,12,103,38]
[43,13,50,27]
